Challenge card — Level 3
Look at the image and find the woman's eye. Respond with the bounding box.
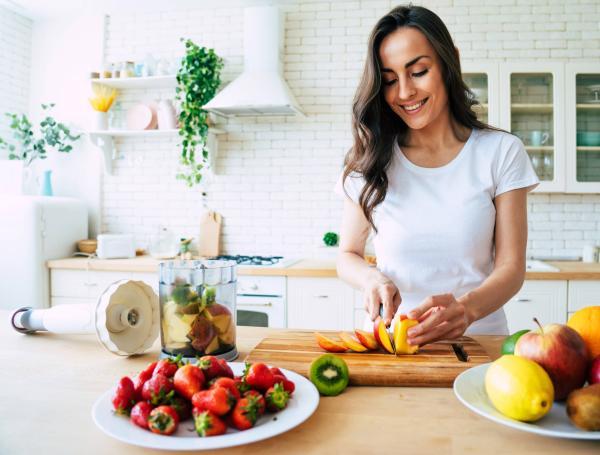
[412,69,428,78]
[384,79,396,86]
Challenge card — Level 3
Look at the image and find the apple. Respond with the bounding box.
[514,318,589,400]
[589,355,600,385]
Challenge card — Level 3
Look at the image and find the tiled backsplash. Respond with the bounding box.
[0,5,32,155]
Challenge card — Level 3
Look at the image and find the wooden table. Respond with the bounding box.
[1,311,598,454]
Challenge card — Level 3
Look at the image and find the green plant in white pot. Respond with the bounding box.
[0,103,80,194]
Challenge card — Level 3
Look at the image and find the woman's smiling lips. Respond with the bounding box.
[399,97,429,115]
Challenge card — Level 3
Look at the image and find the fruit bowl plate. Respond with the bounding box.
[454,363,600,440]
[92,363,319,451]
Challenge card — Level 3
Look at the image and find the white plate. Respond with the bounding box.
[92,363,319,450]
[453,363,600,440]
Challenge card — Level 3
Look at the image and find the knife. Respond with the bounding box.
[451,343,469,362]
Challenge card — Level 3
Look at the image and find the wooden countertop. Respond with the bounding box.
[1,311,596,454]
[46,256,600,279]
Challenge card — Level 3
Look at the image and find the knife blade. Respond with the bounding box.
[451,343,469,362]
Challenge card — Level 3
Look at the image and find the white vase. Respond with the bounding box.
[93,111,108,131]
[157,100,177,129]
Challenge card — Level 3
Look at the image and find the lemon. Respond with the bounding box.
[484,355,554,422]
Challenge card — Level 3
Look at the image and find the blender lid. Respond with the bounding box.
[94,280,160,356]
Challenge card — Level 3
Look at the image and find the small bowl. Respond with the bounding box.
[77,239,97,254]
[577,132,600,147]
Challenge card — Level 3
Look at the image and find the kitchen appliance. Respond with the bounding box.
[212,255,295,328]
[0,195,87,310]
[204,6,303,117]
[246,331,491,387]
[97,233,136,259]
[11,280,159,356]
[159,260,238,361]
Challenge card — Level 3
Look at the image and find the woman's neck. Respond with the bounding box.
[405,109,470,153]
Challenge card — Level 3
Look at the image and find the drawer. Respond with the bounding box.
[354,308,368,330]
[51,297,95,306]
[131,272,159,293]
[504,280,567,332]
[51,269,132,299]
[567,280,600,312]
[237,275,286,296]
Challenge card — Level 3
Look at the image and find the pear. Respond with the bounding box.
[566,383,600,431]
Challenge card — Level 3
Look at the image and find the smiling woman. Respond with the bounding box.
[335,5,540,344]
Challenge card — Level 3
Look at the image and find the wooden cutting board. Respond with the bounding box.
[244,330,491,387]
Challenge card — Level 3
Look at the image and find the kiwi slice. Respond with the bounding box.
[309,354,349,396]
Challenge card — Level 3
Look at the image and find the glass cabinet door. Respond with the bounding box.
[572,72,600,189]
[463,73,489,123]
[462,63,499,128]
[500,63,565,192]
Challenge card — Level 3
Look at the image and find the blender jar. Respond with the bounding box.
[159,260,237,361]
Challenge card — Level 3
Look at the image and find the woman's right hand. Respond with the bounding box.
[363,270,401,327]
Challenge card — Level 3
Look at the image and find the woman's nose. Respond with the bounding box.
[397,78,417,101]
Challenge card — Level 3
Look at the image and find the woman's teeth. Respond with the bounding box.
[402,98,428,112]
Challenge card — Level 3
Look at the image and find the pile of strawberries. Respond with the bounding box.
[112,355,296,437]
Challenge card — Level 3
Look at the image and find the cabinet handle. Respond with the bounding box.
[512,298,531,302]
[84,282,98,287]
[249,284,259,290]
[315,295,329,299]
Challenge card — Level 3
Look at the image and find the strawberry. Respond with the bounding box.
[217,358,234,378]
[264,383,290,412]
[192,387,235,416]
[244,362,275,392]
[173,364,205,400]
[169,395,191,421]
[273,374,295,396]
[233,376,251,395]
[197,355,223,380]
[243,390,266,415]
[210,377,241,400]
[148,405,179,435]
[231,395,261,431]
[153,354,182,378]
[193,409,227,437]
[112,376,136,415]
[134,361,158,399]
[141,373,174,405]
[130,401,153,429]
[269,367,286,378]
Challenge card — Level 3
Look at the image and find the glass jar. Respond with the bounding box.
[159,260,238,361]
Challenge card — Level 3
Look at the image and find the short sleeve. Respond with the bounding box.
[333,170,365,204]
[494,136,539,197]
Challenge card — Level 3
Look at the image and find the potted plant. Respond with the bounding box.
[175,39,224,187]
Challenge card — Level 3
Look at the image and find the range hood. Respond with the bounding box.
[204,6,304,117]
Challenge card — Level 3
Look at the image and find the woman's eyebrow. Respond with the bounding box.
[381,55,431,72]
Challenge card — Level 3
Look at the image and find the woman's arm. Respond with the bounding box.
[337,197,401,326]
[407,186,530,345]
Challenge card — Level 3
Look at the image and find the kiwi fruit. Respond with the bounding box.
[566,383,600,431]
[309,354,349,396]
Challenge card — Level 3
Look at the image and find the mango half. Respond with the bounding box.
[393,316,419,355]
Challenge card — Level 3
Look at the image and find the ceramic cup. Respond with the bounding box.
[531,131,549,146]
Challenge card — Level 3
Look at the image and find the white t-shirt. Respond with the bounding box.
[335,128,539,335]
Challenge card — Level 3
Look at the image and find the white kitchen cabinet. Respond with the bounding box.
[565,64,600,193]
[286,277,354,330]
[499,61,566,192]
[567,280,600,317]
[462,61,500,128]
[503,280,567,333]
[50,269,158,306]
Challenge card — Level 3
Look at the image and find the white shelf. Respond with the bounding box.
[88,128,225,174]
[91,75,177,89]
[525,146,554,152]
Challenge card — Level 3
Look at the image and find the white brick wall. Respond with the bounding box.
[101,0,600,259]
[0,6,32,159]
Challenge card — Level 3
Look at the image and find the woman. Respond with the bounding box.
[335,5,539,346]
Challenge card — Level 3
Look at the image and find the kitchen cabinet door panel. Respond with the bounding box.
[503,280,567,333]
[567,280,600,312]
[287,277,354,330]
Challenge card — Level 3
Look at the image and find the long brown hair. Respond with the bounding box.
[343,4,497,231]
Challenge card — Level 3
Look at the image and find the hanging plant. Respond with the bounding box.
[175,39,224,186]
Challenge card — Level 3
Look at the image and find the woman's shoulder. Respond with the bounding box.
[473,127,524,151]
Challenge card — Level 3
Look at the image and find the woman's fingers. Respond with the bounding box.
[408,294,454,320]
[407,306,448,342]
[381,287,398,327]
[367,288,380,321]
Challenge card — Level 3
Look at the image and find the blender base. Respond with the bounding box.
[159,347,239,363]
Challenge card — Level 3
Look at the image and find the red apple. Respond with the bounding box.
[514,318,589,400]
[589,355,600,385]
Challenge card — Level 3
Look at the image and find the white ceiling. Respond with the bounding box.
[2,0,292,20]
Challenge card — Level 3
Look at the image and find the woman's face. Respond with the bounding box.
[378,27,448,131]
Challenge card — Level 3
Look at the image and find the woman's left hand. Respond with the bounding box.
[406,293,472,346]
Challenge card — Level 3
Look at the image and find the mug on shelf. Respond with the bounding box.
[530,131,550,146]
